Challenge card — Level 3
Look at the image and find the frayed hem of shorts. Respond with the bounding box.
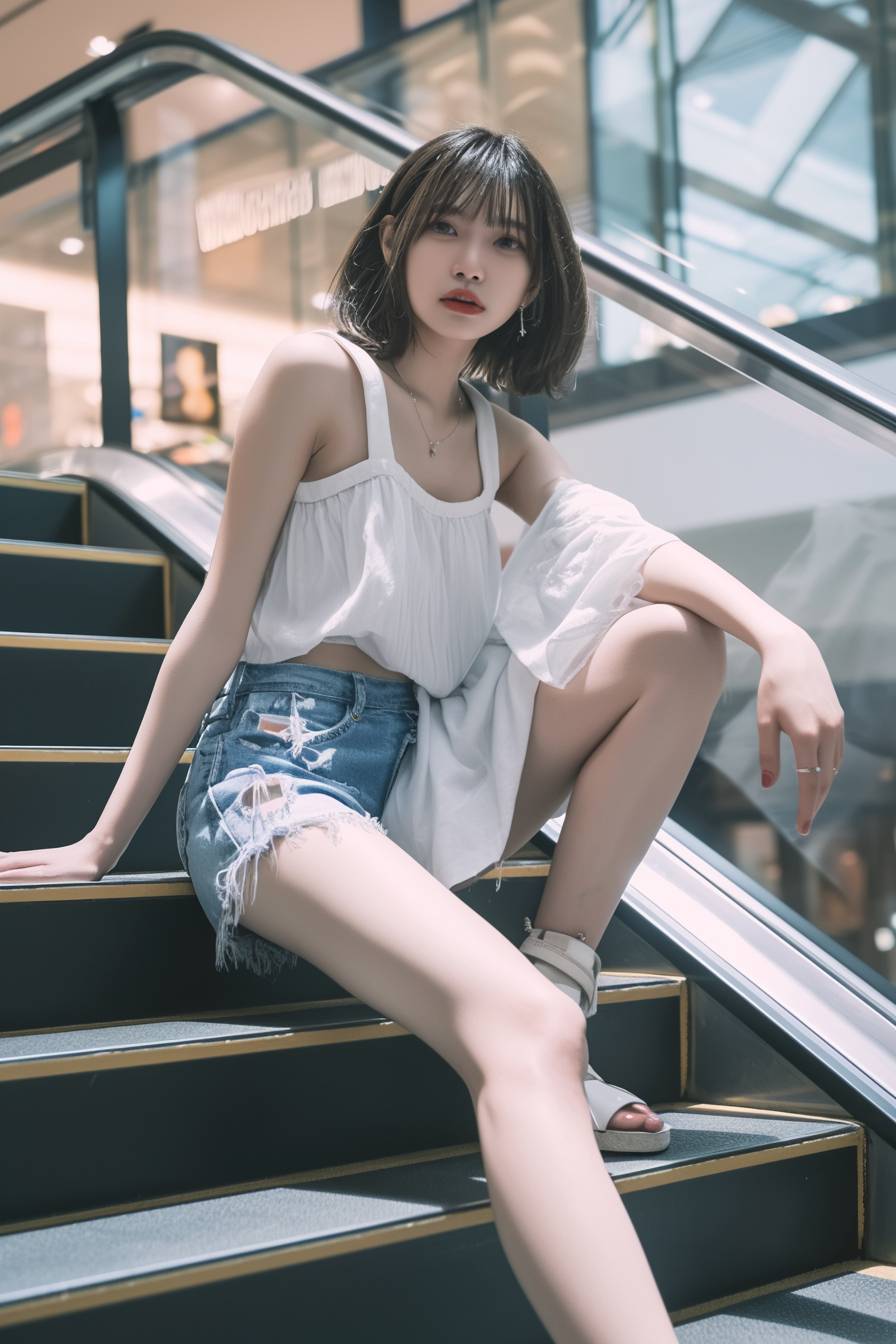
[211,767,389,977]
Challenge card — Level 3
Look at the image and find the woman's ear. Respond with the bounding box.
[379,214,396,264]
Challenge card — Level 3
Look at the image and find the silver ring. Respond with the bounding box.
[796,766,822,774]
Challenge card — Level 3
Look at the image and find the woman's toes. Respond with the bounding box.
[609,1104,663,1130]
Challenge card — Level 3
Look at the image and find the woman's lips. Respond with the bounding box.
[440,297,484,314]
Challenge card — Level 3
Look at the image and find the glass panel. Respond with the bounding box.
[324,0,894,396]
[0,162,101,465]
[534,284,896,991]
[578,0,896,396]
[323,0,593,230]
[323,11,487,138]
[124,75,394,483]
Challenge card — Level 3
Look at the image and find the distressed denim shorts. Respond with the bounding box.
[176,660,419,978]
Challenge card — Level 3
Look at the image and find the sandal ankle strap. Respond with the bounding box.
[520,918,601,1017]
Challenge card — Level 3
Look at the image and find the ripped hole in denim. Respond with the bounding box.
[248,691,352,771]
[211,764,388,977]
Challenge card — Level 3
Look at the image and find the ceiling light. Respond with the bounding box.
[86,36,117,58]
[821,295,858,314]
[759,303,798,327]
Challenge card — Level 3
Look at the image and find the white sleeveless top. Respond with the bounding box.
[241,328,502,698]
[238,327,680,891]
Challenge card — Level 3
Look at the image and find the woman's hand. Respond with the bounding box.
[756,629,845,836]
[0,836,109,885]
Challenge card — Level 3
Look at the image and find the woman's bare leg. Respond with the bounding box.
[234,813,677,1343]
[495,605,726,1136]
[533,616,727,948]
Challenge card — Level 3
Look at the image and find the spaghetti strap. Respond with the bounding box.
[311,328,395,463]
[311,326,500,503]
[460,379,500,500]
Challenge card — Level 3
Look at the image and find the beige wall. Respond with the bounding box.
[0,0,362,115]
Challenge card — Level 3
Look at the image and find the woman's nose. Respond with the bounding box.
[456,241,485,278]
[456,254,483,280]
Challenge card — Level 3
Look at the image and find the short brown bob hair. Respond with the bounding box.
[326,125,589,399]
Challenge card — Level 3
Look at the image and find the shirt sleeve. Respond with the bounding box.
[494,477,681,688]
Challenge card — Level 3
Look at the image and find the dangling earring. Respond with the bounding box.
[518,303,527,339]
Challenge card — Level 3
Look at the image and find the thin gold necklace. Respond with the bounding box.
[387,360,465,457]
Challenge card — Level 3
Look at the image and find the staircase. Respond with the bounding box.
[0,466,889,1341]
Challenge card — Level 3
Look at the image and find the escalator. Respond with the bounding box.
[0,27,894,1341]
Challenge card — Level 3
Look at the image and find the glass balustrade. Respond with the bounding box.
[122,75,395,482]
[318,0,896,397]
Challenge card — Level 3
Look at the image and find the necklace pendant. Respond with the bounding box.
[429,445,437,456]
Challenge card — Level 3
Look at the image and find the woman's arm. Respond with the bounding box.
[86,598,248,871]
[0,331,338,881]
[638,540,800,655]
[91,331,341,870]
[639,539,845,834]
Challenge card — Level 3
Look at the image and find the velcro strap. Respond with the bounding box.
[521,935,597,1013]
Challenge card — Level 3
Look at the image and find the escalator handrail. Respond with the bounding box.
[1,26,894,456]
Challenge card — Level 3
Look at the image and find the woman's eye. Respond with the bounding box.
[430,220,522,250]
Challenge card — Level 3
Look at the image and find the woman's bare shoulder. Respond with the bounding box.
[268,330,361,447]
[271,329,354,381]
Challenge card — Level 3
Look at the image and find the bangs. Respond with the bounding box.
[413,147,537,250]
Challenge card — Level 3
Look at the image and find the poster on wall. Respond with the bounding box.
[160,333,220,430]
[0,304,51,465]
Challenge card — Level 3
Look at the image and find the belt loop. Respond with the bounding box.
[351,671,366,720]
[223,660,245,716]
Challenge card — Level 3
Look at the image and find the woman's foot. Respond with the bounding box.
[607,1103,665,1131]
[520,921,670,1147]
[583,1067,671,1150]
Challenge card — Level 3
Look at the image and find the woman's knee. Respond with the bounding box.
[631,602,726,688]
[462,985,588,1096]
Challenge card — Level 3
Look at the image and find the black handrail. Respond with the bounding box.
[1,27,895,454]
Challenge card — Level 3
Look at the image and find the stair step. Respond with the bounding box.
[0,859,684,1031]
[0,1108,861,1338]
[0,748,188,872]
[0,471,85,545]
[0,633,172,745]
[0,981,681,1227]
[674,1259,895,1338]
[0,539,168,638]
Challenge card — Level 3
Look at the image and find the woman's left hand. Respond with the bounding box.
[756,628,845,836]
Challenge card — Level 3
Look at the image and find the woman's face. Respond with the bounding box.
[382,200,536,343]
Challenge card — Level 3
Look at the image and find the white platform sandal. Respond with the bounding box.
[520,917,671,1154]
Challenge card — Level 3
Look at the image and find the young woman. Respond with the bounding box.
[0,126,843,1343]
